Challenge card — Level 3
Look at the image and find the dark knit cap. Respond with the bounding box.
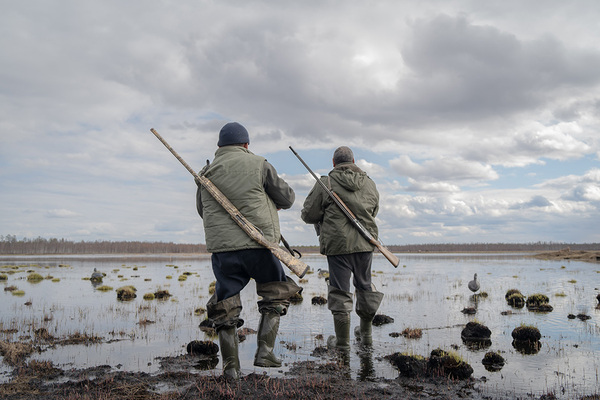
[218,122,250,146]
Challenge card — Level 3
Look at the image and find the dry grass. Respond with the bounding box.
[401,327,423,339]
[0,340,34,365]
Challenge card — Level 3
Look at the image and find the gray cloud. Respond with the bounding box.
[510,195,553,210]
[1,1,600,245]
[390,155,498,183]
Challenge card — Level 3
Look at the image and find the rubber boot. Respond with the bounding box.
[218,326,240,380]
[254,311,282,367]
[354,288,384,346]
[326,285,353,353]
[327,311,351,352]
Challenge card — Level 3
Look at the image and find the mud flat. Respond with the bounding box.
[0,355,521,400]
[532,248,600,263]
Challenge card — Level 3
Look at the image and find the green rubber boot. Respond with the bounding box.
[354,288,384,346]
[326,285,353,352]
[327,311,351,352]
[254,311,282,367]
[218,326,240,380]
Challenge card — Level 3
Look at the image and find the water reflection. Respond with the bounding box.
[356,348,375,381]
[512,340,542,355]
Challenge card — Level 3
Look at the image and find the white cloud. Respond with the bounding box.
[390,155,498,184]
[46,209,79,218]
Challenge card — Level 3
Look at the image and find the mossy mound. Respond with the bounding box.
[507,292,525,308]
[154,290,172,299]
[26,273,44,282]
[428,349,474,380]
[116,285,137,301]
[512,325,541,342]
[569,313,591,321]
[0,274,8,281]
[385,353,427,378]
[186,340,219,356]
[505,288,522,300]
[526,293,549,306]
[373,314,394,326]
[526,293,552,312]
[461,321,491,341]
[311,296,327,305]
[143,293,155,300]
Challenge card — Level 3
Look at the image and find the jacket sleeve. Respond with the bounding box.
[196,184,203,218]
[370,178,380,218]
[263,161,295,210]
[195,164,210,219]
[301,180,325,224]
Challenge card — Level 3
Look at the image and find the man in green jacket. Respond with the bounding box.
[301,146,384,352]
[197,122,301,379]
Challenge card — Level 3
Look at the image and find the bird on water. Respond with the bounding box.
[317,268,329,279]
[91,268,103,282]
[468,273,480,293]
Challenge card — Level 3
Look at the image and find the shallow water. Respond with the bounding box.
[1,253,599,398]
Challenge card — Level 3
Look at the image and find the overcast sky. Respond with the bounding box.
[1,1,599,247]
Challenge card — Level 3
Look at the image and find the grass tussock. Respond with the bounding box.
[96,285,113,291]
[116,285,137,301]
[60,332,102,345]
[154,289,172,299]
[526,293,550,306]
[401,327,423,339]
[0,340,34,366]
[143,293,155,300]
[26,273,44,282]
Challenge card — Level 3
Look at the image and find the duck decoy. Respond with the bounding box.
[468,273,480,293]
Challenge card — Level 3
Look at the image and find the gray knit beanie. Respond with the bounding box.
[218,122,250,146]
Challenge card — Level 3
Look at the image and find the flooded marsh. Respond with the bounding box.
[1,253,599,399]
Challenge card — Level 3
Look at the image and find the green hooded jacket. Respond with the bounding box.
[301,162,379,255]
[197,146,295,253]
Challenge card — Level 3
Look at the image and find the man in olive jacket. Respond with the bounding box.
[301,146,384,351]
[197,122,301,379]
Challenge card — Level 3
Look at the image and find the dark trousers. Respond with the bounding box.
[212,248,287,301]
[327,252,373,292]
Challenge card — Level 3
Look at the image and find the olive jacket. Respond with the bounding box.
[196,146,295,253]
[301,162,379,255]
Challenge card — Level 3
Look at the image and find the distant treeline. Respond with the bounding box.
[387,242,600,252]
[0,235,206,255]
[1,235,599,255]
[283,242,600,254]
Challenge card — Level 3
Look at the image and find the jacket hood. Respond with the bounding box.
[329,162,366,192]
